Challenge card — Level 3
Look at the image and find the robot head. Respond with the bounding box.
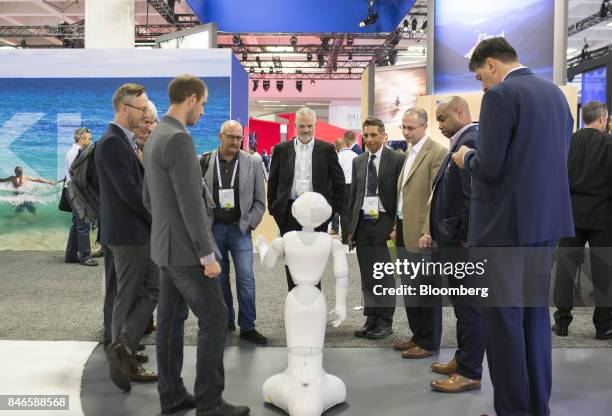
[291,192,332,229]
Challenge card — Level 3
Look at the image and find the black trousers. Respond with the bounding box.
[396,219,441,351]
[355,212,395,326]
[278,200,328,291]
[553,225,612,332]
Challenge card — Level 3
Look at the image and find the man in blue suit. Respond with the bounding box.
[453,38,574,415]
[429,97,485,394]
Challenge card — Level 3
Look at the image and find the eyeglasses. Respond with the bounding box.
[222,133,243,141]
[124,103,149,115]
[400,124,425,132]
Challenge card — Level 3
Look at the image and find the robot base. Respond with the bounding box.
[262,352,346,416]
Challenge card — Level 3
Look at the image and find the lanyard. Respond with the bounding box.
[216,152,238,189]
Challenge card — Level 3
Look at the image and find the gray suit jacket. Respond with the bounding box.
[203,149,266,234]
[143,115,215,267]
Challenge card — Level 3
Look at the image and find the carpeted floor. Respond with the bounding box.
[1,250,610,348]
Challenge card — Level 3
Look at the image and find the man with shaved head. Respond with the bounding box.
[202,120,267,345]
[428,96,485,393]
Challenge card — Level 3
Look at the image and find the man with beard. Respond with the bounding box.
[96,83,159,392]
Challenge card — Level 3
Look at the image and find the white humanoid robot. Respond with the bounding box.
[256,192,349,416]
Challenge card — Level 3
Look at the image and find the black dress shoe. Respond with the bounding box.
[196,400,250,416]
[240,329,267,345]
[366,325,393,340]
[551,323,568,337]
[133,351,148,363]
[354,318,377,338]
[106,343,131,392]
[65,255,80,264]
[595,327,612,340]
[162,393,195,415]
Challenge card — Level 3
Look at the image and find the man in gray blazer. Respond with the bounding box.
[202,120,267,345]
[143,75,249,416]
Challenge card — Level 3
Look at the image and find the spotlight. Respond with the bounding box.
[256,55,262,68]
[263,80,270,91]
[252,80,259,91]
[249,67,255,74]
[20,38,26,48]
[332,61,338,72]
[290,35,298,47]
[359,0,378,28]
[348,52,353,60]
[421,19,428,32]
[260,70,265,75]
[296,80,303,92]
[317,53,325,68]
[232,34,241,45]
[276,80,284,92]
[306,52,313,61]
[346,35,354,46]
[269,67,274,74]
[402,19,409,32]
[310,79,316,86]
[600,0,610,18]
[242,52,248,61]
[348,67,352,74]
[411,17,417,33]
[295,69,302,74]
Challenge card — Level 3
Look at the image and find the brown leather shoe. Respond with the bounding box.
[107,343,131,392]
[431,373,481,393]
[401,345,434,359]
[129,362,158,382]
[393,339,416,351]
[431,357,457,375]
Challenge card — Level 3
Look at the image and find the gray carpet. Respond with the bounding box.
[1,250,611,348]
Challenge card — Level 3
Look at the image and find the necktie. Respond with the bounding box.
[367,154,378,196]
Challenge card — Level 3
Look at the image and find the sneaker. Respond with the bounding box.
[91,248,104,258]
[328,229,339,235]
[239,329,267,345]
[81,257,98,267]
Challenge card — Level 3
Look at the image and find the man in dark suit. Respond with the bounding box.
[267,106,345,290]
[95,83,159,392]
[428,96,484,393]
[346,117,405,340]
[453,38,574,416]
[553,101,612,340]
[144,75,249,416]
[344,130,363,155]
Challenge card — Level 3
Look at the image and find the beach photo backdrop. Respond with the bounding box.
[0,49,247,250]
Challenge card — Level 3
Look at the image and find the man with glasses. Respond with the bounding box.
[393,107,446,359]
[202,120,267,345]
[96,83,159,392]
[63,127,97,266]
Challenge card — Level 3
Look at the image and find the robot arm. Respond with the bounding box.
[330,239,348,327]
[256,235,285,271]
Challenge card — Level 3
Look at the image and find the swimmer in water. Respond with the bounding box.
[0,166,60,213]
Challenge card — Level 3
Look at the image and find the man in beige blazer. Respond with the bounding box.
[392,107,446,359]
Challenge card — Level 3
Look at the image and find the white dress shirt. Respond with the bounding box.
[291,137,315,199]
[361,145,385,212]
[397,136,428,219]
[450,123,478,149]
[338,147,357,184]
[64,143,81,184]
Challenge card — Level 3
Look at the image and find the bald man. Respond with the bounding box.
[201,120,267,345]
[428,97,485,393]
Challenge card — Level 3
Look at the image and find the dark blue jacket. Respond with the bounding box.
[465,68,574,246]
[95,123,151,245]
[431,125,477,246]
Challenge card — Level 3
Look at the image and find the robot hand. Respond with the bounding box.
[256,235,269,256]
[329,305,347,328]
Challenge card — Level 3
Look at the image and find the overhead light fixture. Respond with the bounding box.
[388,49,398,65]
[317,53,325,68]
[232,34,241,45]
[306,52,313,61]
[346,35,354,46]
[242,52,248,61]
[252,80,259,92]
[348,67,352,74]
[255,55,262,68]
[263,80,270,91]
[249,67,255,74]
[359,0,378,28]
[20,38,26,48]
[296,80,303,92]
[321,37,331,52]
[276,80,284,92]
[601,0,610,18]
[290,35,298,47]
[402,19,409,32]
[310,80,316,86]
[295,69,302,74]
[348,52,353,60]
[411,17,418,33]
[269,67,274,74]
[421,19,428,32]
[332,61,338,72]
[260,70,265,75]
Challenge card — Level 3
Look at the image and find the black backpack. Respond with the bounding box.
[67,142,100,222]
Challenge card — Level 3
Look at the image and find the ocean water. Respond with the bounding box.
[0,77,231,249]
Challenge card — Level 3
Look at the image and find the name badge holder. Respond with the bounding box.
[216,153,238,210]
[363,160,380,221]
